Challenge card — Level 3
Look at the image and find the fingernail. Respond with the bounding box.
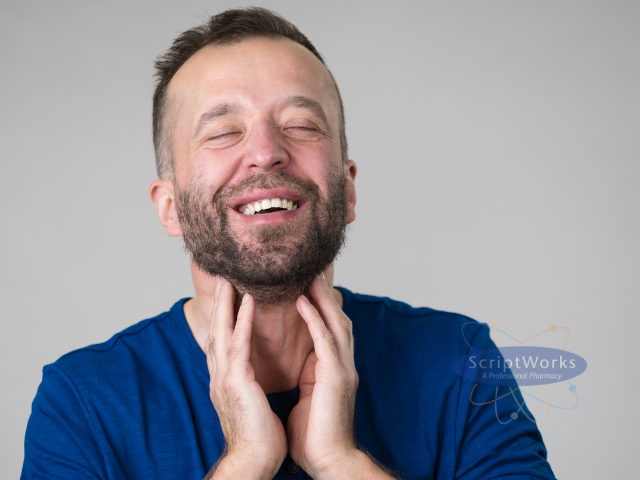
[301,295,310,304]
[241,294,249,305]
[220,278,227,286]
[214,276,219,286]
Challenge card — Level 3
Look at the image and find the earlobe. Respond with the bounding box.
[344,159,357,225]
[149,180,183,237]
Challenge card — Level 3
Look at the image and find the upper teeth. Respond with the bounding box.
[243,198,298,215]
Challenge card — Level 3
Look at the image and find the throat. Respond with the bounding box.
[252,358,303,394]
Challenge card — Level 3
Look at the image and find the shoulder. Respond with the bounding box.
[337,286,488,352]
[50,298,190,384]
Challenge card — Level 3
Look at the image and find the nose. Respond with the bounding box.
[243,121,290,171]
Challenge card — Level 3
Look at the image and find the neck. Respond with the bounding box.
[183,262,343,394]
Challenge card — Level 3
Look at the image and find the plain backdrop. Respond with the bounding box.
[2,1,639,478]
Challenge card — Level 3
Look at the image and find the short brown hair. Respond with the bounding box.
[152,7,347,180]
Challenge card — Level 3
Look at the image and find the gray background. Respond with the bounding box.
[2,0,638,478]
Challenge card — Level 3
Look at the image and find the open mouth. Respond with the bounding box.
[235,197,300,216]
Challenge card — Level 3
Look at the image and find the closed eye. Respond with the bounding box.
[287,126,317,132]
[209,131,241,140]
[284,120,324,139]
[208,126,242,138]
[203,127,244,147]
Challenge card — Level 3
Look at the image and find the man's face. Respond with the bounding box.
[163,38,355,304]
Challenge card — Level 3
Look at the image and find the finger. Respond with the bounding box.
[228,293,254,365]
[207,276,222,338]
[296,295,341,366]
[205,335,217,379]
[298,350,317,397]
[209,277,235,367]
[308,275,354,364]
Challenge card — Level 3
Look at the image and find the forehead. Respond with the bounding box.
[167,37,338,121]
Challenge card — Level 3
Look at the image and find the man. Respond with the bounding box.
[22,7,556,480]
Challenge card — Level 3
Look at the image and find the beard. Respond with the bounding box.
[174,168,347,306]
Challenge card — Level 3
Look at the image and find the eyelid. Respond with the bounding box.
[284,119,321,130]
[207,126,243,139]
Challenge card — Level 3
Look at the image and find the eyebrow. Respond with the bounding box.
[279,95,329,129]
[192,95,330,139]
[193,103,238,139]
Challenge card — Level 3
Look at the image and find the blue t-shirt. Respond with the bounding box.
[22,288,556,479]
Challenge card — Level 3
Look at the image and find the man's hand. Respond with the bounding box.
[205,278,288,480]
[287,275,361,479]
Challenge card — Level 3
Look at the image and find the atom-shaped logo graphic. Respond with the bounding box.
[458,308,584,425]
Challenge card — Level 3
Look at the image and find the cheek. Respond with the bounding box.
[185,152,237,194]
[289,145,340,189]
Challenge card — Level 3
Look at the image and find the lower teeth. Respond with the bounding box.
[257,207,286,214]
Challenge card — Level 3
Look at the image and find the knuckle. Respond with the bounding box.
[226,342,240,362]
[220,379,231,395]
[323,330,335,343]
[205,334,217,354]
[220,377,236,398]
[345,318,354,332]
[343,325,353,343]
[206,357,216,376]
[209,387,221,407]
[209,395,220,411]
[212,378,224,396]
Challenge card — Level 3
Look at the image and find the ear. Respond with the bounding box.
[344,159,357,225]
[149,179,183,237]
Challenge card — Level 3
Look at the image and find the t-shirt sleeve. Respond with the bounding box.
[453,324,557,480]
[22,364,104,480]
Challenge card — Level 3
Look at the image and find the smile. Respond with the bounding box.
[239,197,300,215]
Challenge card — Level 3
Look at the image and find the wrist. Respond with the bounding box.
[312,448,370,480]
[214,451,280,480]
